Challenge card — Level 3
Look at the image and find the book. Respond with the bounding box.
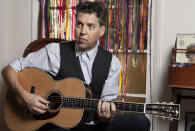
[176,34,195,63]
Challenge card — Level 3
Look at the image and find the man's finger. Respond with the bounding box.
[37,102,49,110]
[98,100,103,116]
[39,96,50,104]
[103,102,111,118]
[101,101,107,115]
[38,96,50,109]
[32,107,46,114]
[110,102,116,116]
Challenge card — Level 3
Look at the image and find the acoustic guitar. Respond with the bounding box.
[4,68,180,131]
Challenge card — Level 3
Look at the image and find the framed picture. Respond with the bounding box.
[185,112,195,131]
[176,34,195,63]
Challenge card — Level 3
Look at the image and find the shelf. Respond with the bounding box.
[168,64,195,88]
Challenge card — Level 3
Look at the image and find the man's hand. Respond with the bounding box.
[22,91,49,115]
[97,100,116,124]
[1,66,49,115]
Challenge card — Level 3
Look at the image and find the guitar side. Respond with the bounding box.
[4,68,88,131]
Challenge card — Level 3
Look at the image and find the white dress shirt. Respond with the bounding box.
[9,42,121,101]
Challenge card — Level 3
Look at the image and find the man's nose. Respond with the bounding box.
[81,26,87,34]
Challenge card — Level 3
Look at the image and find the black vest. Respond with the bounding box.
[55,41,112,121]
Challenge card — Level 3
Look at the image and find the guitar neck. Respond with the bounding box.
[62,97,145,113]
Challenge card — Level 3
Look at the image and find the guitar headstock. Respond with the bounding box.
[146,102,180,121]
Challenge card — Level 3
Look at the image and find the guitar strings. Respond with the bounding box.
[47,96,146,111]
[47,99,179,117]
[46,95,179,118]
[47,95,179,109]
[47,96,179,114]
[47,96,178,108]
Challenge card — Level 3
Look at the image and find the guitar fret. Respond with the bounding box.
[113,101,144,113]
[85,99,90,109]
[136,104,138,112]
[72,98,75,107]
[137,104,144,112]
[124,103,129,111]
[132,103,138,111]
[117,102,119,110]
[79,99,83,108]
[115,102,125,111]
[66,97,97,110]
[74,98,77,108]
[129,103,131,111]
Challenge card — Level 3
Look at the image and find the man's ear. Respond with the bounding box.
[99,26,105,37]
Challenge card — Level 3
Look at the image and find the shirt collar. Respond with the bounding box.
[75,42,99,61]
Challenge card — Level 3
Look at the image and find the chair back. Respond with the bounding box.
[23,38,64,57]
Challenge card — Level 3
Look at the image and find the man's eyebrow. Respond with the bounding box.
[87,23,95,26]
[76,20,82,23]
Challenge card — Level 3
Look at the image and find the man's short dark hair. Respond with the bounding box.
[76,1,108,27]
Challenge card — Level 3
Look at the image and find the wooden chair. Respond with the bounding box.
[23,38,64,57]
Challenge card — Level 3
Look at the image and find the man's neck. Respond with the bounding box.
[75,41,99,53]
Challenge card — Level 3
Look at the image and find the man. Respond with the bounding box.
[2,1,150,131]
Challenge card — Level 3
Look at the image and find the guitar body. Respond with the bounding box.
[5,68,89,131]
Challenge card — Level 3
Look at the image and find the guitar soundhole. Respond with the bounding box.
[46,92,62,113]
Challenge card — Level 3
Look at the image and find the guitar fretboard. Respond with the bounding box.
[61,97,145,113]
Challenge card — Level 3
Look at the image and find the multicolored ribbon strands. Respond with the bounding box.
[41,0,77,40]
[100,0,149,100]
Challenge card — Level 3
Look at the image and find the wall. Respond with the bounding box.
[151,0,195,131]
[0,0,32,129]
[0,1,9,129]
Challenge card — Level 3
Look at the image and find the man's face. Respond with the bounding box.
[75,12,105,51]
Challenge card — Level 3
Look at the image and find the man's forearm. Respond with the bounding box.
[1,65,26,97]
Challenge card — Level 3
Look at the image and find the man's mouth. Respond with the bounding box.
[79,38,87,42]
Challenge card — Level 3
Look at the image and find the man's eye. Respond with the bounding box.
[89,25,95,29]
[77,23,82,28]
